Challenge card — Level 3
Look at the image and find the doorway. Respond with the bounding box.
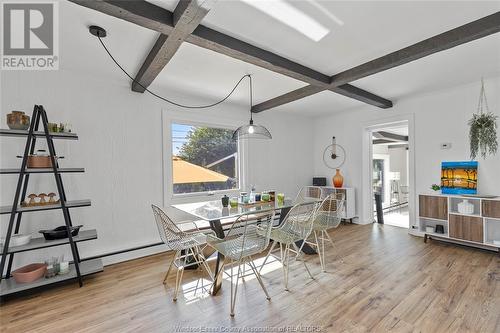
[371,124,410,228]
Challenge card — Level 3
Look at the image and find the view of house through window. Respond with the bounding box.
[171,123,239,194]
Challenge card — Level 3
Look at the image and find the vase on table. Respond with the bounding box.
[332,169,344,188]
[221,195,229,207]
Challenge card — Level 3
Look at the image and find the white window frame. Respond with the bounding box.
[163,116,247,204]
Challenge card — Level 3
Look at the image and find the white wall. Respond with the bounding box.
[313,76,500,225]
[389,147,408,186]
[0,69,314,269]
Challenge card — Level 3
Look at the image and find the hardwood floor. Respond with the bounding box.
[1,224,499,333]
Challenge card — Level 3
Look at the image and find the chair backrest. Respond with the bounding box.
[279,201,320,241]
[295,186,323,203]
[223,210,275,261]
[151,204,191,251]
[314,193,345,229]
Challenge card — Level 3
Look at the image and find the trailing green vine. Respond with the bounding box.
[469,79,498,160]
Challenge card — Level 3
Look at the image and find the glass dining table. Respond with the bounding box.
[172,199,316,295]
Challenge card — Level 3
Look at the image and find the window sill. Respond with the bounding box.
[170,189,240,203]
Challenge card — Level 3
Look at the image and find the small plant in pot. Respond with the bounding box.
[469,79,498,160]
[431,184,441,192]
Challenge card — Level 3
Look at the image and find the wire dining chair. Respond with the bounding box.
[151,204,214,301]
[260,201,320,291]
[295,185,323,203]
[307,192,345,272]
[206,211,275,317]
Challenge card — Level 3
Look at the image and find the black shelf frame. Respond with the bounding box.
[0,168,85,174]
[0,105,95,291]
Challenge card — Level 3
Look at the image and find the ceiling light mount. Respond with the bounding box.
[89,25,107,38]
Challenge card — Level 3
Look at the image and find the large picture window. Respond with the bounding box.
[171,123,239,195]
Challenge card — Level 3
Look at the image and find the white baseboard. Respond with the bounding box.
[101,244,169,266]
[354,218,374,225]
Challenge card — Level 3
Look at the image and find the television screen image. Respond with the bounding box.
[441,161,478,194]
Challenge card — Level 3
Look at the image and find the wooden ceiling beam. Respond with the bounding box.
[251,84,392,113]
[253,11,500,112]
[69,0,331,87]
[69,0,390,108]
[330,11,500,86]
[131,0,213,92]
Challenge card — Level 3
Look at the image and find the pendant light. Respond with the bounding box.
[232,75,272,140]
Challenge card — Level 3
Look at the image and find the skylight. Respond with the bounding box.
[241,0,330,42]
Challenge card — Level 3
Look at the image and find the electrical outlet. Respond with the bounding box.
[440,143,452,149]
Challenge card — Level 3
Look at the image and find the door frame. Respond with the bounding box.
[361,114,416,232]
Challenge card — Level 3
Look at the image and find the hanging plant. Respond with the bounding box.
[469,79,498,160]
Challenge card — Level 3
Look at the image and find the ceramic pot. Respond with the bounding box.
[457,199,474,215]
[7,111,30,130]
[12,263,47,283]
[332,169,344,188]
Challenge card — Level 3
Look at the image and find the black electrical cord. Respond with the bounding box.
[97,36,251,109]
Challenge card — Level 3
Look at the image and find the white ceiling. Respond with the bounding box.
[63,1,500,116]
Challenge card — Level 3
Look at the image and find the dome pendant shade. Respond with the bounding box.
[232,75,272,140]
[232,119,272,140]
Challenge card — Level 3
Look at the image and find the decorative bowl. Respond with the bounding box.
[39,225,83,240]
[7,111,30,130]
[0,234,32,247]
[12,263,47,283]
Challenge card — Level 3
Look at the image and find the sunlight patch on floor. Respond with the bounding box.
[180,278,213,303]
[222,255,283,285]
[384,206,409,228]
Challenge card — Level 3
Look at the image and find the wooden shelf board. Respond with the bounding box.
[449,212,482,219]
[0,259,103,296]
[2,229,97,254]
[0,129,78,140]
[0,199,91,215]
[419,216,448,222]
[0,168,84,174]
[423,231,448,238]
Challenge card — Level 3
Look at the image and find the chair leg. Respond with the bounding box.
[248,258,271,300]
[321,231,326,272]
[259,241,277,273]
[293,242,314,280]
[196,246,214,283]
[314,231,325,272]
[164,250,179,285]
[283,244,291,291]
[173,266,184,301]
[324,230,335,247]
[324,231,344,263]
[230,260,242,317]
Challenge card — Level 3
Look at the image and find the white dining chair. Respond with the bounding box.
[151,204,214,301]
[307,192,345,272]
[295,185,323,203]
[260,201,320,291]
[206,211,275,317]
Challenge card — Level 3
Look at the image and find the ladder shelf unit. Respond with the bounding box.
[0,105,102,297]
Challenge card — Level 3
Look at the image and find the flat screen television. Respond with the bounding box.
[441,161,478,195]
